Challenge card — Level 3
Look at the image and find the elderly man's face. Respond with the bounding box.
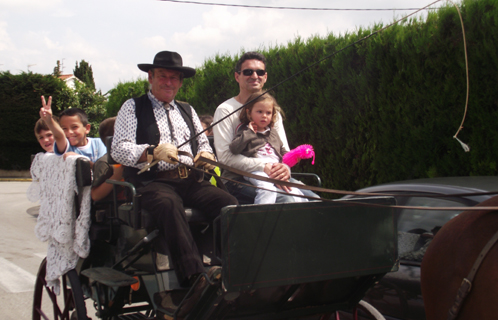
[148,68,183,103]
[235,59,267,94]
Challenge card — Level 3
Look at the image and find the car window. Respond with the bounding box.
[397,196,464,263]
[398,196,463,232]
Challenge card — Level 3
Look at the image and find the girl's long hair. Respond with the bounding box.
[239,92,284,128]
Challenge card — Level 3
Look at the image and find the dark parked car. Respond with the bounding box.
[337,176,498,320]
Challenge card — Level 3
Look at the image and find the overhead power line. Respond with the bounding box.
[159,0,438,11]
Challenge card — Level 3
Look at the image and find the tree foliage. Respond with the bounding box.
[53,60,62,77]
[74,60,96,91]
[70,82,108,137]
[105,78,149,117]
[177,54,239,115]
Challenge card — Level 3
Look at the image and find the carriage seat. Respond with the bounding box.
[117,201,206,230]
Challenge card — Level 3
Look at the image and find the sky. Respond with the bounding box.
[0,0,445,94]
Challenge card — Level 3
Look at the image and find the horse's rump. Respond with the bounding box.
[421,195,498,320]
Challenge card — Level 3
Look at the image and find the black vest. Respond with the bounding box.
[123,94,198,186]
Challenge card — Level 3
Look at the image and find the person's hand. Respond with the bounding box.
[153,143,178,164]
[268,163,290,180]
[264,163,291,192]
[194,151,216,170]
[248,122,257,133]
[40,96,53,121]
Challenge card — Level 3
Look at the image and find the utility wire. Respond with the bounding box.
[159,0,440,11]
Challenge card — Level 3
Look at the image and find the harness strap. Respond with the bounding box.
[447,228,498,320]
[196,157,498,211]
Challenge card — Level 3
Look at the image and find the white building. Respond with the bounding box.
[58,74,83,90]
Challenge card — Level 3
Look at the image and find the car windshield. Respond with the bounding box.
[398,196,463,232]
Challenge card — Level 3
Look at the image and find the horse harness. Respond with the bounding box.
[447,228,498,320]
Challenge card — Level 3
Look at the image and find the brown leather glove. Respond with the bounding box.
[153,143,178,164]
[194,151,216,170]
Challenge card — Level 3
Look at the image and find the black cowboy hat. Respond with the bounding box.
[137,51,196,78]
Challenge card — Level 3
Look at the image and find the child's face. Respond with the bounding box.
[36,129,54,152]
[248,101,273,132]
[59,115,91,147]
[201,122,213,136]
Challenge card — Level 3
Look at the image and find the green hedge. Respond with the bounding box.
[0,72,66,170]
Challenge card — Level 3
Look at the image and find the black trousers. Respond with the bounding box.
[138,175,238,285]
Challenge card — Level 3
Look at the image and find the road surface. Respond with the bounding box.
[0,181,95,319]
[0,181,47,319]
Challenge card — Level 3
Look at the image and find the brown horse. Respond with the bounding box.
[421,195,498,319]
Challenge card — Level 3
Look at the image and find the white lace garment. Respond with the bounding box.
[27,153,92,294]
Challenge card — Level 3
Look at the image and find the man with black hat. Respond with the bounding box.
[111,51,238,316]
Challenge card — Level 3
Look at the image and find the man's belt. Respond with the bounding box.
[156,165,191,180]
[142,151,203,182]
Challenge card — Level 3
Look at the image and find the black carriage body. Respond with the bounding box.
[183,198,398,320]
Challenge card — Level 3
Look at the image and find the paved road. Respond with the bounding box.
[0,181,47,319]
[0,181,95,319]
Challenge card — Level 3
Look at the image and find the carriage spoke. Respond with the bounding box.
[33,306,50,320]
[42,283,63,318]
[62,289,75,317]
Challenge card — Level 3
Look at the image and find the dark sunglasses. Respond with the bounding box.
[239,69,266,76]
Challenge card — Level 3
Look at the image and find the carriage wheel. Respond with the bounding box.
[351,300,386,320]
[33,258,89,320]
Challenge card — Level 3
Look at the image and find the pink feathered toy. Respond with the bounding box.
[282,144,315,167]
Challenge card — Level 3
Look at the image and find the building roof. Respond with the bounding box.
[58,74,77,81]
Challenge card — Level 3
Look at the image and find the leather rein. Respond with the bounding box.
[190,156,498,212]
[447,229,498,320]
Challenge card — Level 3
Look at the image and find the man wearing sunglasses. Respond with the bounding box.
[213,52,318,204]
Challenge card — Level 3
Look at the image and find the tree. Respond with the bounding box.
[56,81,107,137]
[73,82,107,137]
[53,60,61,77]
[105,78,149,117]
[74,60,96,91]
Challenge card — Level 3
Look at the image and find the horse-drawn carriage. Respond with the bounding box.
[31,156,398,320]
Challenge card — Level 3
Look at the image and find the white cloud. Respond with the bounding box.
[0,20,13,51]
[91,58,145,93]
[42,35,61,51]
[51,8,75,18]
[0,0,62,10]
[141,36,168,51]
[63,30,99,57]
